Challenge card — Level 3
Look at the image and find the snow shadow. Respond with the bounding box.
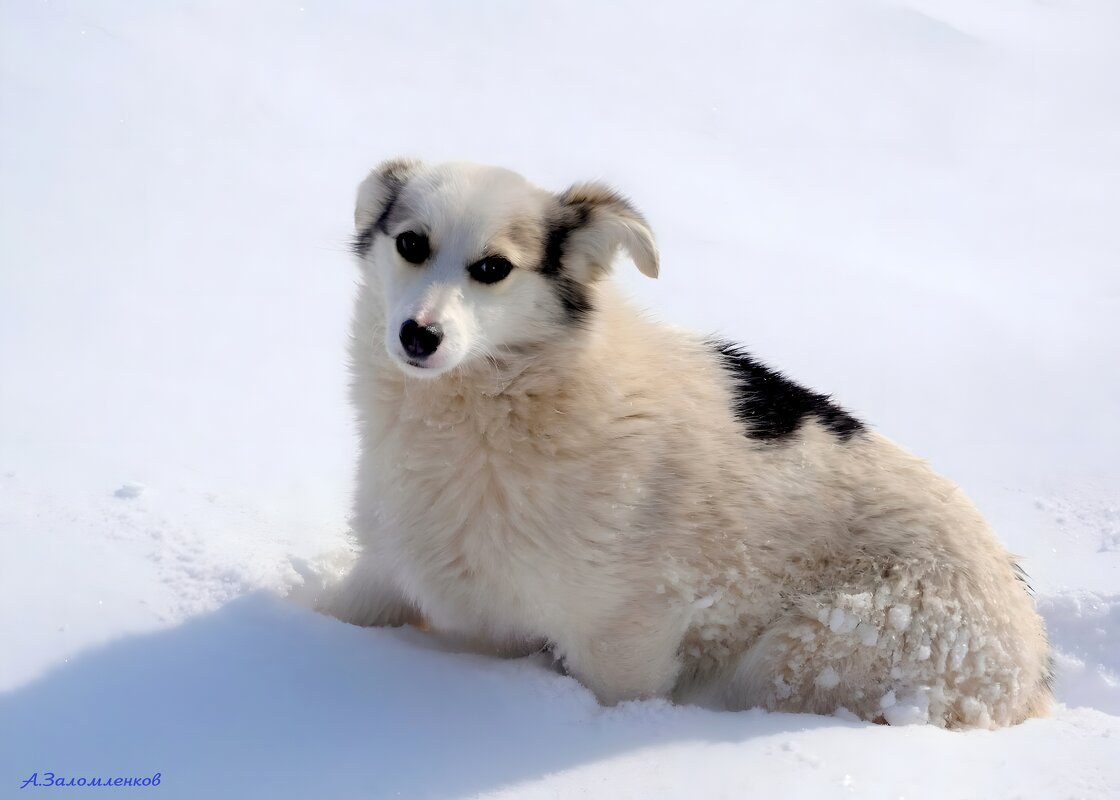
[0,593,863,798]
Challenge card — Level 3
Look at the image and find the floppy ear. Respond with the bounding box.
[353,158,420,255]
[554,183,659,279]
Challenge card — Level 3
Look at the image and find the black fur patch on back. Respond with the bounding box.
[711,340,864,442]
[540,203,593,324]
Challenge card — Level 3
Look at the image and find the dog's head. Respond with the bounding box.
[352,159,658,378]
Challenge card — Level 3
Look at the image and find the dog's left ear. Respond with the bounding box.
[555,183,659,279]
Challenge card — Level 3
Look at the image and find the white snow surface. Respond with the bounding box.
[1,1,1118,797]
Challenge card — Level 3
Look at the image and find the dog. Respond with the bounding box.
[322,158,1051,729]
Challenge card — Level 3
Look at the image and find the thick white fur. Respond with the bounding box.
[324,160,1051,729]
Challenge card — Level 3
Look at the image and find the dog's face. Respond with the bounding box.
[352,160,658,378]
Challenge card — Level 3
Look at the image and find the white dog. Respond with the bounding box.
[323,158,1051,729]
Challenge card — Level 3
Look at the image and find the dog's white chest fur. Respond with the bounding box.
[360,354,650,648]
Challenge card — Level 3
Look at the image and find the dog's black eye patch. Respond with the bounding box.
[468,256,514,285]
[396,231,430,264]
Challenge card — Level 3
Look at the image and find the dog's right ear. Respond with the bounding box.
[353,158,421,255]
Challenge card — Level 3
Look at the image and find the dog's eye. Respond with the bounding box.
[395,231,430,264]
[468,256,514,285]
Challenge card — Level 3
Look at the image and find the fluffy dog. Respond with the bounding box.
[323,158,1051,728]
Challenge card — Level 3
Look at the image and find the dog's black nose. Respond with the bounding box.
[399,319,443,359]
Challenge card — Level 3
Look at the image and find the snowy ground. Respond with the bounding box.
[1,1,1118,797]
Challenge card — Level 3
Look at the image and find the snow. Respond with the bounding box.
[113,482,146,500]
[1039,592,1120,716]
[815,666,842,690]
[887,605,912,632]
[1,0,1118,797]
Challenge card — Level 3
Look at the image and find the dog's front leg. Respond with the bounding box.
[316,555,423,628]
[557,613,685,705]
